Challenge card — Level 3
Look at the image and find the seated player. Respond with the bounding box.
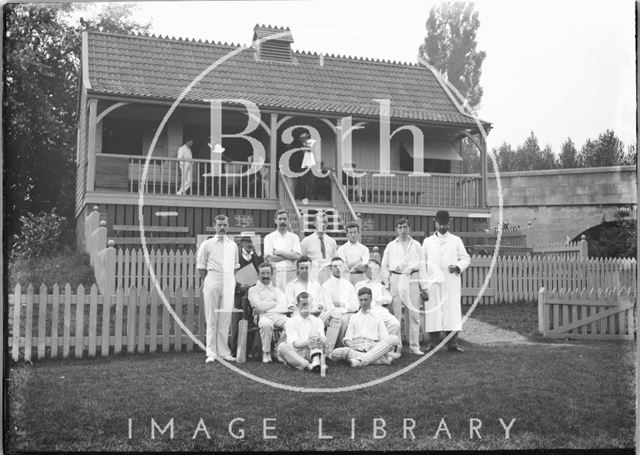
[277,292,327,374]
[247,263,292,363]
[329,287,400,367]
[355,258,401,357]
[284,256,333,323]
[321,257,360,346]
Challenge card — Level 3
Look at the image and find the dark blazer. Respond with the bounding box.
[238,249,262,271]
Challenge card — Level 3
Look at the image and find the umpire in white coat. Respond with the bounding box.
[421,210,470,352]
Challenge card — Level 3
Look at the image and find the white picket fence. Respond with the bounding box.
[538,287,636,340]
[8,284,208,362]
[106,248,636,304]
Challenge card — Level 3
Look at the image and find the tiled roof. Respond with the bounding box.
[86,30,486,128]
[253,24,294,43]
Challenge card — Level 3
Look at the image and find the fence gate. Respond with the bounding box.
[538,287,636,340]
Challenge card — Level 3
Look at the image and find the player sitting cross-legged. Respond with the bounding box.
[329,287,400,367]
[277,291,327,375]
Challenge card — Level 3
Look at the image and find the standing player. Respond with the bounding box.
[264,209,302,292]
[196,214,240,363]
[422,210,470,352]
[336,221,370,285]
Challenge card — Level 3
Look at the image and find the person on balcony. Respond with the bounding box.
[328,287,400,367]
[421,210,470,353]
[321,257,360,346]
[277,292,327,374]
[176,138,194,195]
[201,138,232,196]
[336,221,370,284]
[300,213,337,283]
[264,209,302,292]
[381,218,430,355]
[196,214,240,363]
[248,263,292,363]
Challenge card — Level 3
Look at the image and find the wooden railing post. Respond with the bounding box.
[85,205,100,256]
[105,240,117,296]
[537,287,546,336]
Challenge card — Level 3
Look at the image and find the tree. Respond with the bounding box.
[558,138,579,168]
[3,4,149,248]
[621,144,636,166]
[491,142,516,173]
[460,141,480,173]
[538,145,558,170]
[418,2,486,109]
[579,129,625,167]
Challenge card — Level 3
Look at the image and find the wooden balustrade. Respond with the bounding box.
[94,154,271,199]
[329,170,359,228]
[343,169,481,207]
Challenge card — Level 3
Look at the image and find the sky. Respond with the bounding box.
[124,0,635,154]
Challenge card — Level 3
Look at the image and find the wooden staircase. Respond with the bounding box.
[299,206,347,243]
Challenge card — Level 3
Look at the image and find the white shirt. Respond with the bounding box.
[284,278,332,313]
[321,275,359,313]
[300,232,337,262]
[241,249,254,263]
[355,279,392,309]
[247,281,290,314]
[196,236,239,274]
[177,144,192,161]
[336,241,370,270]
[381,236,427,287]
[264,230,302,271]
[343,310,389,343]
[285,314,326,347]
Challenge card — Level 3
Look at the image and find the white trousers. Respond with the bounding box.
[371,307,401,348]
[258,313,289,353]
[178,162,192,194]
[390,273,421,350]
[329,335,399,366]
[277,337,325,370]
[202,271,236,358]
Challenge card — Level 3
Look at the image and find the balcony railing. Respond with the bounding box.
[94,154,271,199]
[342,169,481,208]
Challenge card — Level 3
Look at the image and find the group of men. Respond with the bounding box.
[196,208,470,375]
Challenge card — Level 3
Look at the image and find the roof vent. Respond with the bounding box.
[253,24,294,62]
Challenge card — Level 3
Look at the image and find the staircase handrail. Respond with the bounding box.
[329,170,360,227]
[277,173,304,238]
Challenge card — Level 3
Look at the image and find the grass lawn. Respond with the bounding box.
[462,301,543,339]
[6,304,637,452]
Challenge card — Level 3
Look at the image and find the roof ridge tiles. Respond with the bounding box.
[88,29,245,49]
[90,29,420,67]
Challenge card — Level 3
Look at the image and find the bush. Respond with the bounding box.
[10,210,69,260]
[8,253,95,290]
[575,219,637,259]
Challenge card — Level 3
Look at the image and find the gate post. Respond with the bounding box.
[537,287,546,336]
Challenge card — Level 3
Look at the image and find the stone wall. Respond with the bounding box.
[487,166,637,245]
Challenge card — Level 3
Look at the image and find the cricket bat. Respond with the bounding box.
[324,316,342,355]
[236,319,248,364]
